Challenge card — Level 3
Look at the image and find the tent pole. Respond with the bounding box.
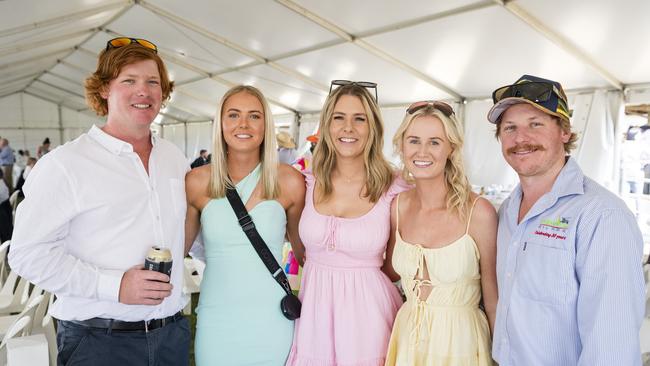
[58,104,64,146]
[292,112,301,145]
[184,122,188,158]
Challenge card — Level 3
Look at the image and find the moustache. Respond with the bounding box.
[507,144,545,154]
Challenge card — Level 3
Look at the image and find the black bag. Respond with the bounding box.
[225,186,301,320]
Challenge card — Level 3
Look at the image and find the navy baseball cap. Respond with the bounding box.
[487,74,570,123]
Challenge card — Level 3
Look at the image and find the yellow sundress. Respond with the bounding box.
[385,196,493,366]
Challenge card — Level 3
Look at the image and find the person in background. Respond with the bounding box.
[0,138,15,195]
[0,169,12,242]
[9,37,190,366]
[287,81,407,365]
[384,100,497,365]
[15,150,26,170]
[276,130,297,164]
[190,149,209,169]
[37,137,51,158]
[15,157,37,200]
[185,85,305,365]
[488,74,644,365]
[292,133,318,172]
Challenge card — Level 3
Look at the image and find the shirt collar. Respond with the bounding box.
[506,156,585,222]
[88,125,157,155]
[547,156,585,199]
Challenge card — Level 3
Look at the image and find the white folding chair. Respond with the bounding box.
[641,318,650,355]
[29,292,49,335]
[192,258,205,279]
[0,315,32,365]
[0,241,10,286]
[40,313,57,366]
[182,258,201,315]
[28,291,55,366]
[0,271,29,315]
[8,191,20,225]
[0,294,44,340]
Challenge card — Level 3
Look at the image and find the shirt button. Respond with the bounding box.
[506,272,512,278]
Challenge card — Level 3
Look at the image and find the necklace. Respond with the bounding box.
[337,172,364,184]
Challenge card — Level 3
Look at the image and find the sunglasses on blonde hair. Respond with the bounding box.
[106,37,158,53]
[406,100,454,117]
[329,79,378,102]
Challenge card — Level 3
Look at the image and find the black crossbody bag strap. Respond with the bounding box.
[225,187,293,296]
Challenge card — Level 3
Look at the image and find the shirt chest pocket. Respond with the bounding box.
[515,241,571,305]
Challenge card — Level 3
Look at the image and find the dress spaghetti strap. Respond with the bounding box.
[465,196,481,235]
[395,193,402,232]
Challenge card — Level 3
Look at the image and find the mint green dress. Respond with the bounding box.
[195,165,293,365]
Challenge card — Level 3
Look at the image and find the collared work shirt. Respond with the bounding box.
[0,146,14,165]
[492,157,644,365]
[9,125,189,321]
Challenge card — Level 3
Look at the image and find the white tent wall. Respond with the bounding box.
[381,107,409,165]
[184,122,213,162]
[0,92,103,154]
[463,99,518,189]
[571,90,623,192]
[60,106,103,143]
[160,123,187,160]
[0,94,62,153]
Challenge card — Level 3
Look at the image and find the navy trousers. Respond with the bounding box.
[56,317,190,366]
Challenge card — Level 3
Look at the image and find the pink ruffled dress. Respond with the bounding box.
[287,173,407,366]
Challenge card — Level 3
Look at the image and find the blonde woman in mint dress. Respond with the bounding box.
[185,85,305,365]
[384,101,498,365]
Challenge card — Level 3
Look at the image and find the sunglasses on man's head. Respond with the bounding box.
[406,100,454,117]
[106,37,158,53]
[492,81,561,104]
[329,79,378,102]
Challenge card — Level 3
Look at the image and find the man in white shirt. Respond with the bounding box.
[9,37,190,366]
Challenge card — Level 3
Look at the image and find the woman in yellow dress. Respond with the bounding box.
[384,101,498,365]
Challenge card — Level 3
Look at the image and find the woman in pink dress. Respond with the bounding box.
[287,81,406,366]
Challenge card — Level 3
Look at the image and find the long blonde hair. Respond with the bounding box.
[312,84,392,203]
[208,85,279,199]
[393,105,472,219]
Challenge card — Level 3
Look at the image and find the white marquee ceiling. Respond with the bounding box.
[1,0,649,125]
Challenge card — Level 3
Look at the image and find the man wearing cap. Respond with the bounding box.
[488,75,644,365]
[9,38,190,365]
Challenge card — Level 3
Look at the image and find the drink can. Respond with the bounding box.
[144,246,173,277]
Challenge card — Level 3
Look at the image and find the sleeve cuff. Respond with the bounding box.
[97,269,125,302]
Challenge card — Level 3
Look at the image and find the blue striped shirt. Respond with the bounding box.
[493,157,645,365]
[0,146,14,166]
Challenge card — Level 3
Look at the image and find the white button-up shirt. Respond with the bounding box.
[9,125,189,321]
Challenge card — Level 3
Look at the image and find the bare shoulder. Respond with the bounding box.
[186,165,211,196]
[391,187,414,216]
[471,194,497,219]
[278,164,305,192]
[468,193,498,231]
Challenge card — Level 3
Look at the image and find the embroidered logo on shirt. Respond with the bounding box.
[534,216,570,240]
